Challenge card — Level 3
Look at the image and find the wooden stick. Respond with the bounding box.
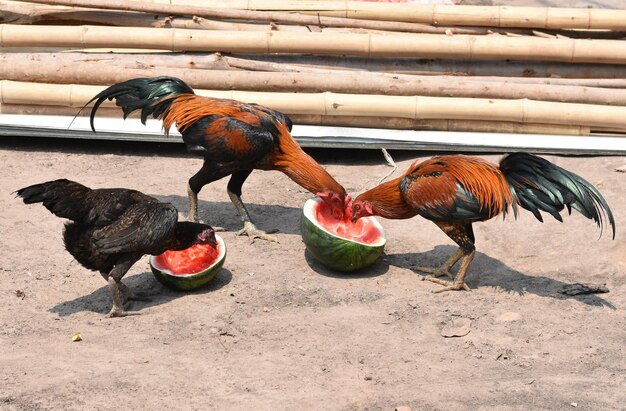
[0,103,592,135]
[5,53,626,88]
[2,59,626,105]
[223,54,626,79]
[0,52,231,70]
[7,52,626,80]
[2,80,626,129]
[3,25,626,64]
[467,77,626,88]
[145,0,626,30]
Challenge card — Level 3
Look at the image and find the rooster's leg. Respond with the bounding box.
[413,247,464,279]
[422,222,476,292]
[105,258,142,317]
[227,170,279,243]
[107,278,141,317]
[187,182,200,223]
[187,163,226,230]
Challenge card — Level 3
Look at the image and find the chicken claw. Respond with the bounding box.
[108,308,141,318]
[424,276,471,293]
[108,277,142,318]
[237,221,279,243]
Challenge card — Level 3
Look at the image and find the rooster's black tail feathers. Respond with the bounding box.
[84,76,195,132]
[15,179,92,222]
[500,152,615,239]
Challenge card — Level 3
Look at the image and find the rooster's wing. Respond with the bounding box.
[400,157,507,222]
[91,202,178,255]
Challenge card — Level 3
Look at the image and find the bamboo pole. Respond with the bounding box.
[0,1,253,29]
[143,0,626,30]
[0,103,592,135]
[5,1,625,39]
[2,59,626,106]
[288,115,591,135]
[2,80,626,129]
[0,2,370,33]
[0,103,125,117]
[3,25,626,64]
[9,10,299,32]
[18,0,486,35]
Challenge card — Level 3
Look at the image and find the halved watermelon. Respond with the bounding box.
[149,234,226,291]
[301,197,386,272]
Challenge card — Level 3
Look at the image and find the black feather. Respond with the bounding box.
[15,179,91,221]
[81,76,195,132]
[500,152,615,239]
[16,179,215,276]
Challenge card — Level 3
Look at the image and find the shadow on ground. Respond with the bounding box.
[49,268,233,317]
[155,195,303,235]
[303,249,390,279]
[386,244,615,308]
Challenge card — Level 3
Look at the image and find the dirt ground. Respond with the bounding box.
[0,137,624,410]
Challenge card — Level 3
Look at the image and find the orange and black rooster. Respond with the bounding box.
[86,76,348,242]
[350,153,615,292]
[16,179,216,317]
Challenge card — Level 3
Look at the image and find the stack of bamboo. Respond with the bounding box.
[2,0,626,142]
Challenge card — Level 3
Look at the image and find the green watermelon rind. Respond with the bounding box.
[301,198,386,272]
[149,235,226,292]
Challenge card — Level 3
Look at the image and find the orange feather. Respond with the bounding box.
[161,95,262,134]
[403,155,515,219]
[272,123,347,197]
[356,176,417,220]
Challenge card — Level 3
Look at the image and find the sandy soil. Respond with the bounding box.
[0,137,624,410]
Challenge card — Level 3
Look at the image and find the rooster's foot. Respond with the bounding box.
[237,222,279,244]
[413,266,453,279]
[107,307,141,318]
[424,276,471,293]
[107,277,143,317]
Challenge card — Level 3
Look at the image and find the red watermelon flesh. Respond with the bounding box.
[314,201,381,245]
[154,243,222,275]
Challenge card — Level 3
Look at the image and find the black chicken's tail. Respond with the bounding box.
[499,152,615,239]
[83,76,195,132]
[15,179,92,222]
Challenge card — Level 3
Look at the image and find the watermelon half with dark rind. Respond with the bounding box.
[301,197,386,272]
[149,234,226,291]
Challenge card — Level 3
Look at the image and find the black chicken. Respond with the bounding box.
[16,179,216,317]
